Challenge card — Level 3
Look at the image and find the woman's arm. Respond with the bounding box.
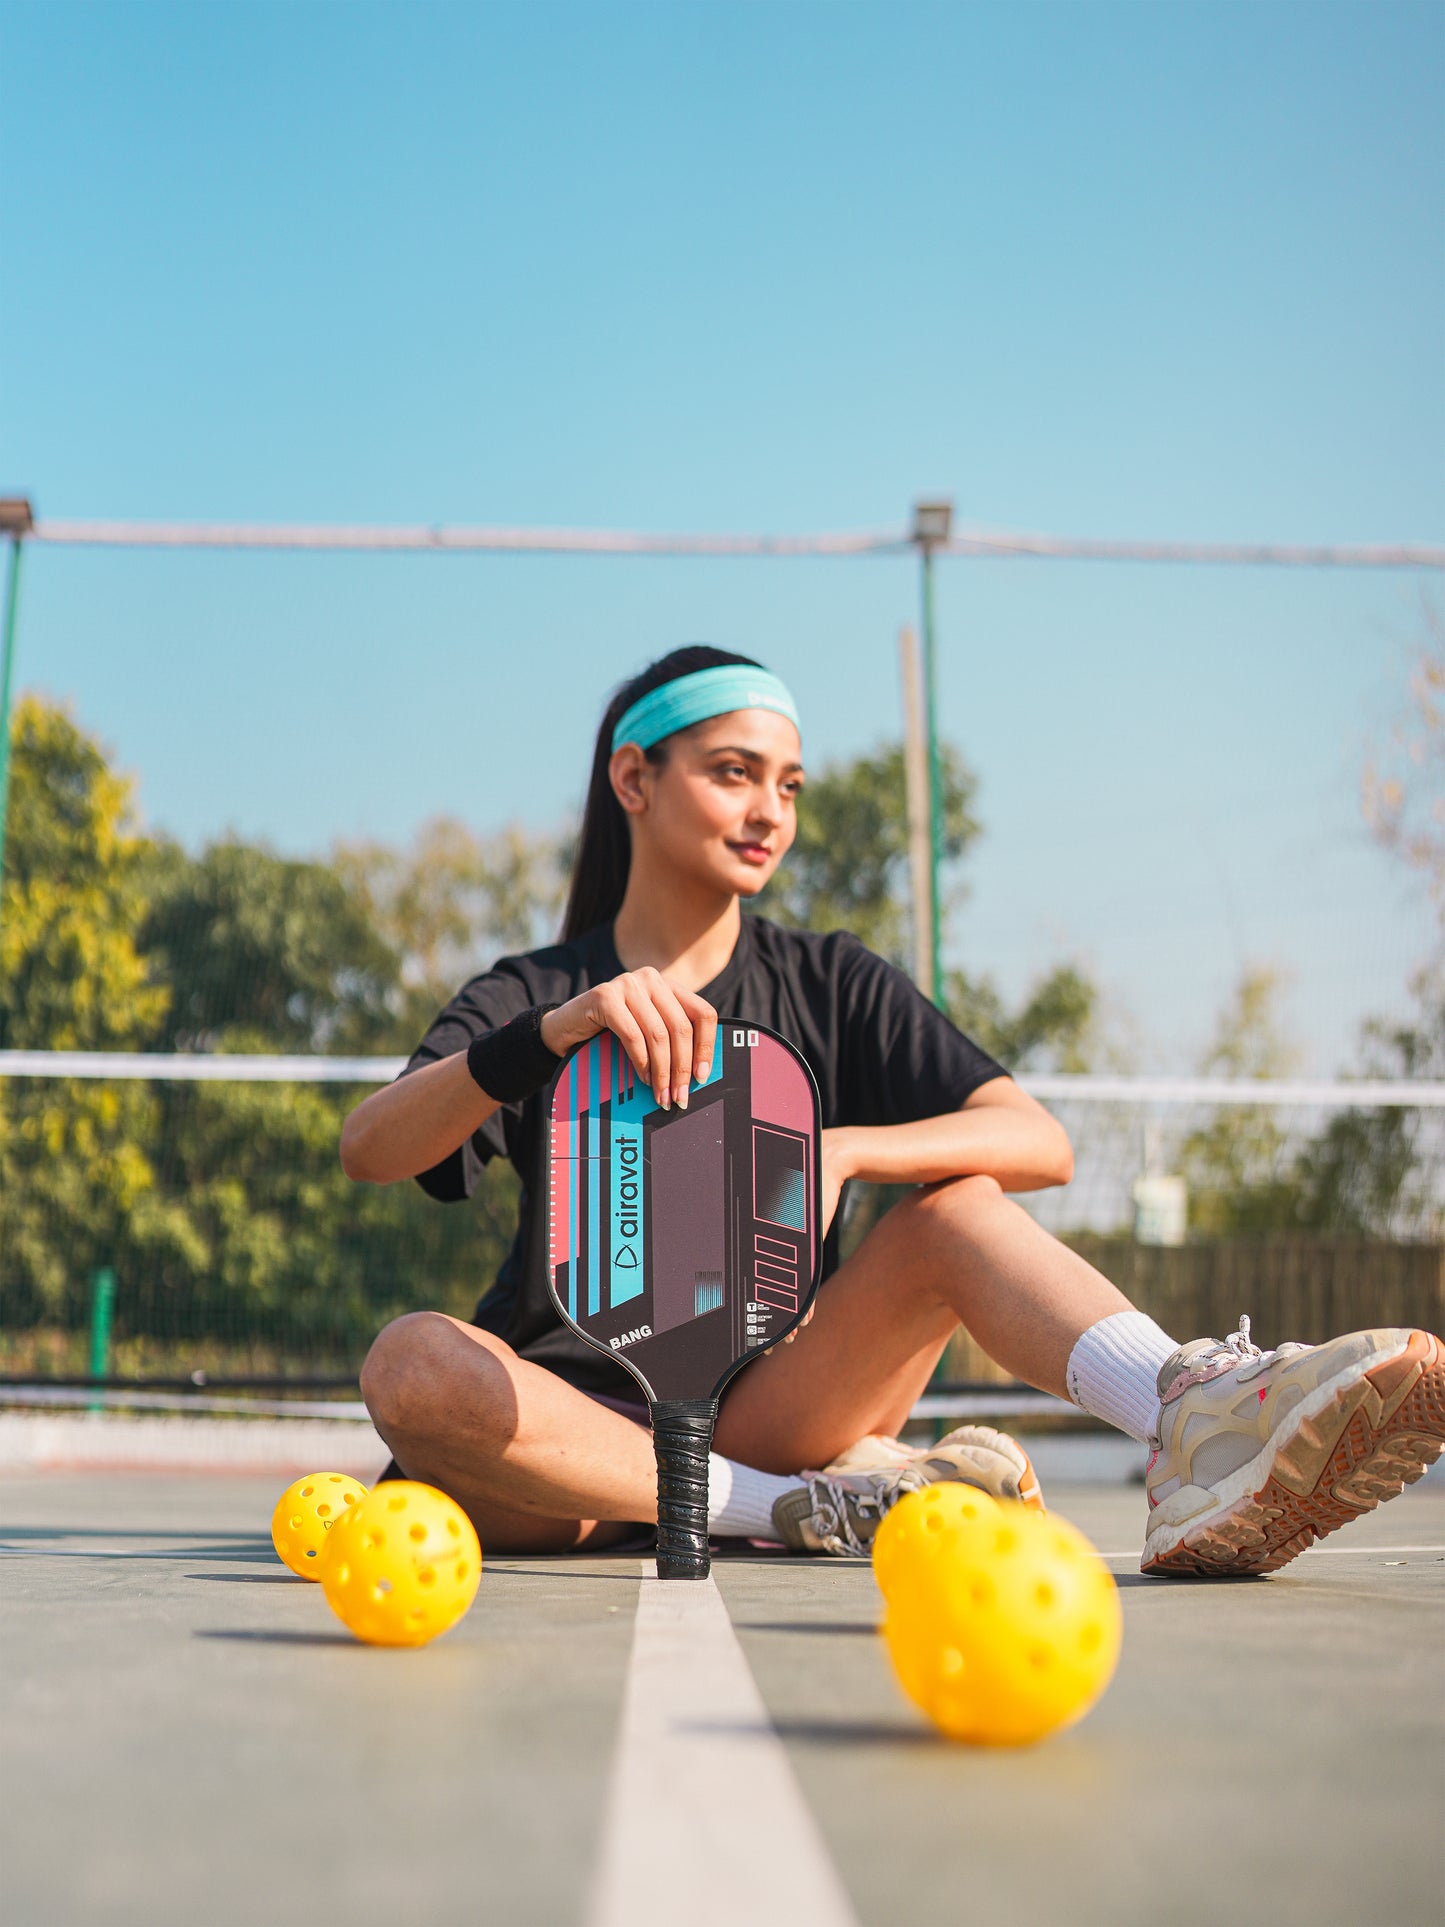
[819,1076,1072,1227]
[340,1050,502,1184]
[340,967,719,1185]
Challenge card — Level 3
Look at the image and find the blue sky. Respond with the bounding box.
[2,0,1442,1070]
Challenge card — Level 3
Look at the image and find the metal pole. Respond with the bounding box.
[920,543,946,1008]
[88,1267,117,1412]
[0,536,23,904]
[897,625,935,999]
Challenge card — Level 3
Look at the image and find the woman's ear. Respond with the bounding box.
[609,744,652,816]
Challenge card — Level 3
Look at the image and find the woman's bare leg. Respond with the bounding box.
[716,1173,1134,1473]
[362,1175,1136,1547]
[360,1312,661,1552]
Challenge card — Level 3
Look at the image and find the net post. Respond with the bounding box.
[88,1267,117,1412]
[898,624,935,1001]
[651,1398,716,1580]
[0,525,29,916]
[911,499,953,1011]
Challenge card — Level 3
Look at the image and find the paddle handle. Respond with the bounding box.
[652,1398,717,1580]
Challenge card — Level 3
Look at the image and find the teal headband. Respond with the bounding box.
[612,665,801,754]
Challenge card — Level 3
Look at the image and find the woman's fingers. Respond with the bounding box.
[780,1305,816,1346]
[642,972,697,1106]
[591,984,652,1085]
[679,990,718,1086]
[619,974,676,1107]
[605,971,717,1110]
[559,974,720,1111]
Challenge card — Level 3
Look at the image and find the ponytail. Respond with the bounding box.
[560,645,762,942]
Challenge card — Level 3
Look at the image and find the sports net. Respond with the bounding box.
[2,1054,1441,1401]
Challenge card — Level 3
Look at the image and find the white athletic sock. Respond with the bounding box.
[1065,1311,1179,1442]
[707,1454,797,1538]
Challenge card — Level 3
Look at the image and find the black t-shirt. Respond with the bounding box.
[404,917,1007,1397]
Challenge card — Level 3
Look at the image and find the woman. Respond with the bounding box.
[342,648,1444,1574]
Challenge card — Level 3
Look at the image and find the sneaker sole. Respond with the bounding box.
[1141,1328,1445,1578]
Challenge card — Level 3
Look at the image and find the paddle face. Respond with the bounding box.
[545,1021,823,1402]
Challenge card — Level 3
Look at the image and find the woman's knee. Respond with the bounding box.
[360,1311,509,1435]
[879,1172,1009,1259]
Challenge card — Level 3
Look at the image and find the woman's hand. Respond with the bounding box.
[540,969,718,1111]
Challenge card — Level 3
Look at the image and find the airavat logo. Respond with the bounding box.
[610,1325,653,1351]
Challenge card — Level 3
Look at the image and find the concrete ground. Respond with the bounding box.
[2,1469,1442,1927]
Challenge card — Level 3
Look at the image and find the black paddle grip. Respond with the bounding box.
[652,1398,717,1581]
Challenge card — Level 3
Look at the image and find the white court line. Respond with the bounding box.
[588,1562,859,1927]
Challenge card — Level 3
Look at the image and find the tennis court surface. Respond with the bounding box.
[3,1469,1442,1927]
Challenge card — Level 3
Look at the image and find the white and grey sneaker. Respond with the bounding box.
[1143,1318,1445,1577]
[770,1463,932,1556]
[770,1423,1046,1555]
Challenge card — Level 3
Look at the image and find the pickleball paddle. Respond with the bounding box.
[546,1020,823,1579]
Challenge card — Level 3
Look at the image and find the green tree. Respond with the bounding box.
[0,696,167,1052]
[140,839,399,1052]
[0,698,169,1324]
[336,816,565,1041]
[0,699,519,1368]
[1178,966,1302,1236]
[127,833,521,1363]
[947,963,1097,1073]
[1288,969,1444,1240]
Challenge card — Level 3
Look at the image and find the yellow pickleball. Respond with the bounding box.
[876,1494,1122,1746]
[871,1481,1003,1602]
[270,1473,369,1579]
[319,1480,481,1647]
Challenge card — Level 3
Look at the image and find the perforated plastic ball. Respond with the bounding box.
[319,1481,481,1647]
[270,1473,369,1579]
[880,1498,1121,1746]
[871,1482,1002,1602]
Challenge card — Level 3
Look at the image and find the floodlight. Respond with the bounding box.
[911,499,953,548]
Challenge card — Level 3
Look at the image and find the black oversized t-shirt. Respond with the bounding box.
[404,917,1007,1397]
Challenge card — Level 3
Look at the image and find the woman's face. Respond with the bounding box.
[614,707,805,899]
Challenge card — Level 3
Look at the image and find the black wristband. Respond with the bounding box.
[465,1005,562,1105]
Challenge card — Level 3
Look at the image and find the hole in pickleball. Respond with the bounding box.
[418,1568,436,1588]
[1034,1582,1054,1608]
[409,1524,426,1542]
[316,1504,331,1518]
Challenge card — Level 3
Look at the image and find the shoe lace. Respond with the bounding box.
[1223,1313,1262,1363]
[805,1465,926,1556]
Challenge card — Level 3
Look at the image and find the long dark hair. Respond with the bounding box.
[560,645,764,941]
